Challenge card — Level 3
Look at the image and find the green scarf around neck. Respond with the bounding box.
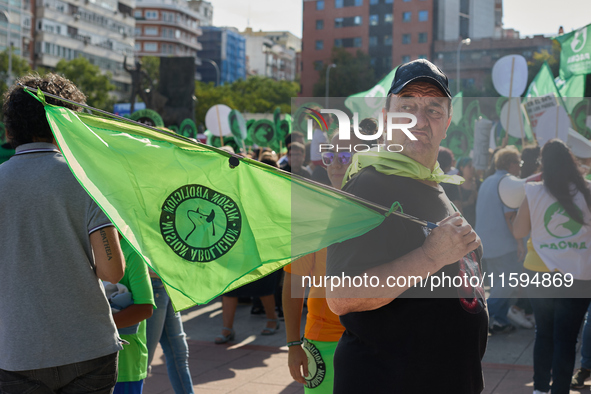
[344,150,465,186]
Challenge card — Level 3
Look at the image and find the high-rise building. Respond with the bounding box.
[134,0,203,64]
[0,0,34,65]
[34,0,135,94]
[196,26,245,84]
[301,0,498,96]
[242,28,299,81]
[187,0,212,27]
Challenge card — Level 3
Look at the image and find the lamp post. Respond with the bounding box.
[325,63,336,109]
[456,38,471,95]
[0,11,11,87]
[201,58,220,86]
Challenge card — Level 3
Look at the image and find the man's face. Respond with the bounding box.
[288,148,304,169]
[383,82,451,166]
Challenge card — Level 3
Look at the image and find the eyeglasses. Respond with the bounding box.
[321,151,352,166]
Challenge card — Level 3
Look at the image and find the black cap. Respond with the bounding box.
[387,59,452,99]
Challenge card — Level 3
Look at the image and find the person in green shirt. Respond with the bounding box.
[111,238,156,394]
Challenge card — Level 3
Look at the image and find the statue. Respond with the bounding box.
[124,56,167,113]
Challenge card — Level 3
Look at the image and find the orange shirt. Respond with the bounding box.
[284,248,345,342]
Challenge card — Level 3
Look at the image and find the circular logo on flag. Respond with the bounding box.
[543,202,583,239]
[571,27,588,53]
[160,185,242,262]
[302,338,326,389]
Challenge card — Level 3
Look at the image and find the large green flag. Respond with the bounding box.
[555,24,591,79]
[35,90,387,311]
[555,74,586,113]
[344,68,397,120]
[524,62,563,100]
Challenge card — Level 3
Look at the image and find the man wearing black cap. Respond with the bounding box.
[326,60,487,393]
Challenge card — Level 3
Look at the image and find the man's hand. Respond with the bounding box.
[288,345,309,384]
[421,212,481,268]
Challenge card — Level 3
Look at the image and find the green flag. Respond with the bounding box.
[524,62,568,112]
[451,91,463,126]
[345,68,397,120]
[35,90,386,311]
[555,23,591,79]
[555,74,586,113]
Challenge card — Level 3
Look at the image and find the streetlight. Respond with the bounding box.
[201,58,220,86]
[456,38,471,94]
[325,63,336,109]
[0,11,11,87]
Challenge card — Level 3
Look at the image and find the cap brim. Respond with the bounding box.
[388,76,452,98]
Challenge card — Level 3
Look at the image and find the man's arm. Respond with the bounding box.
[282,271,308,384]
[326,213,480,316]
[90,226,125,283]
[505,211,526,261]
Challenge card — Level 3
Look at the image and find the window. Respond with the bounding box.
[403,0,411,2]
[335,17,343,28]
[133,10,142,17]
[384,13,393,23]
[314,60,323,70]
[370,0,378,3]
[402,12,411,22]
[369,14,378,25]
[335,0,343,7]
[419,54,427,59]
[385,0,393,3]
[144,27,158,35]
[315,40,323,50]
[418,10,428,21]
[316,0,324,10]
[402,55,410,63]
[316,20,324,29]
[384,35,392,45]
[145,10,158,19]
[371,57,376,66]
[402,34,411,44]
[418,32,427,43]
[144,42,158,51]
[334,38,342,47]
[134,42,141,50]
[369,36,378,46]
[354,0,362,5]
[134,27,141,36]
[354,16,362,25]
[354,37,362,47]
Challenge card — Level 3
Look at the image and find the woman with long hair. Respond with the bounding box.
[513,139,591,394]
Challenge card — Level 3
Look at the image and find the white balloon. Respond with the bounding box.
[492,55,528,97]
[500,99,526,138]
[205,105,233,137]
[535,106,571,147]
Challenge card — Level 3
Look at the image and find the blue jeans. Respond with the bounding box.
[0,352,118,394]
[484,251,520,326]
[580,303,591,369]
[145,278,194,394]
[529,297,591,394]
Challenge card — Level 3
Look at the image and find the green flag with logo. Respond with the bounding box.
[555,23,591,79]
[35,91,386,311]
[524,62,563,100]
[555,74,586,113]
[345,68,397,120]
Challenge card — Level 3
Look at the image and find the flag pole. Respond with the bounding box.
[22,85,437,229]
[502,57,516,147]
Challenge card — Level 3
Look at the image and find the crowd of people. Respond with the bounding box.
[1,59,591,394]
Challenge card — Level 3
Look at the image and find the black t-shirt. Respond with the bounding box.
[280,162,311,179]
[327,167,488,394]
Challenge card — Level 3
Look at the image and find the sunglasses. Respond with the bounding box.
[321,151,352,166]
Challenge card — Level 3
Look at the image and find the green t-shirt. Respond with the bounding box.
[117,238,156,382]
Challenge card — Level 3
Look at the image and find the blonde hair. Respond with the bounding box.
[494,146,520,171]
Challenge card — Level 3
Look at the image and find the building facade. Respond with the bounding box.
[301,0,498,96]
[0,0,34,65]
[433,35,553,94]
[196,26,245,84]
[34,0,135,93]
[187,0,212,27]
[242,28,298,81]
[134,0,202,63]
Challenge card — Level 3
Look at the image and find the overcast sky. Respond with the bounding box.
[211,0,590,39]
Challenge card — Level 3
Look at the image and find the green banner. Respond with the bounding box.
[38,92,386,311]
[555,24,591,79]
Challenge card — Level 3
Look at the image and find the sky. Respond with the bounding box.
[211,0,590,39]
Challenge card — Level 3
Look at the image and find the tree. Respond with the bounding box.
[0,49,32,115]
[312,47,376,97]
[194,76,299,126]
[527,40,561,88]
[55,57,116,110]
[140,56,160,92]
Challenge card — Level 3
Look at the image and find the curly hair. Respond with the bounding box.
[494,146,520,172]
[3,73,86,148]
[541,139,591,225]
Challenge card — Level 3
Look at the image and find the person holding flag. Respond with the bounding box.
[326,59,487,393]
